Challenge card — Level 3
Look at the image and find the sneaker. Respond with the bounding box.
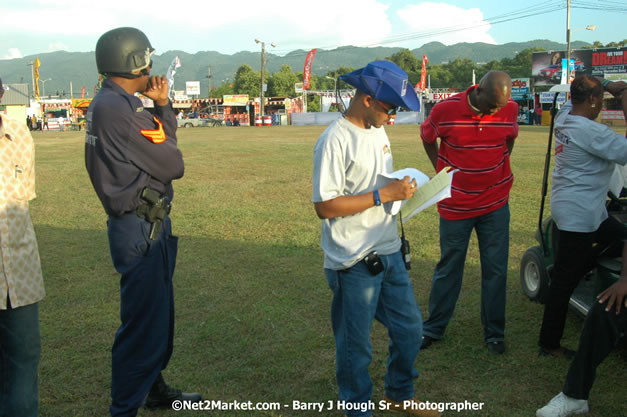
[384,396,442,417]
[487,341,505,354]
[536,392,589,417]
[539,346,577,360]
[421,335,438,350]
[144,373,203,409]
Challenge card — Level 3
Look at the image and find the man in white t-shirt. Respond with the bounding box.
[312,61,440,417]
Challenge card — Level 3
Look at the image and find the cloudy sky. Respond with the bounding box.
[1,0,623,59]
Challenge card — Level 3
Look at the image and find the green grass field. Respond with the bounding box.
[29,124,626,417]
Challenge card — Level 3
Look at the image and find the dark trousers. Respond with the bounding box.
[423,203,510,343]
[563,300,627,399]
[0,302,40,417]
[539,217,627,349]
[107,213,177,417]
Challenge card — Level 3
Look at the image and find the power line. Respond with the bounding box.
[273,1,566,59]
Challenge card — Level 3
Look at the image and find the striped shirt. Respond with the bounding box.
[421,85,518,220]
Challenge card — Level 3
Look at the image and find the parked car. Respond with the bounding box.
[177,118,207,128]
[177,117,224,128]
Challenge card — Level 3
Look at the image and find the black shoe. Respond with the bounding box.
[421,335,438,349]
[487,341,505,354]
[144,373,203,410]
[539,346,576,359]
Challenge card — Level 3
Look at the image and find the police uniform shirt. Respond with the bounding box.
[0,114,45,309]
[85,78,184,216]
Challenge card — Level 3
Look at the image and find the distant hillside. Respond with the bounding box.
[0,40,589,98]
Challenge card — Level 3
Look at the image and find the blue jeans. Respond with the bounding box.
[423,203,509,343]
[0,302,40,417]
[325,251,422,417]
[107,213,177,417]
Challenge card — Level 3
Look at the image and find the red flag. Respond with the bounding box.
[417,54,429,91]
[81,85,86,99]
[303,48,317,90]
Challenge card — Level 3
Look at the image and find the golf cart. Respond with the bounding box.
[519,83,627,316]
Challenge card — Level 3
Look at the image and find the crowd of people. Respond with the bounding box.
[1,25,626,417]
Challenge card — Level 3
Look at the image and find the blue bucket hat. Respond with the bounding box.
[339,60,420,111]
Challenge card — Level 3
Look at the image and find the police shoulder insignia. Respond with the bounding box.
[140,116,167,144]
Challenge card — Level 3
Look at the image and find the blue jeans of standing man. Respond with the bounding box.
[423,203,510,343]
[325,251,422,417]
[0,301,40,417]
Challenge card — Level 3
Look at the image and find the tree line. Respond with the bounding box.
[210,39,625,109]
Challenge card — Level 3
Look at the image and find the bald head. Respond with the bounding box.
[473,71,512,115]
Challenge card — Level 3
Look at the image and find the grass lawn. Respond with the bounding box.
[29,124,626,417]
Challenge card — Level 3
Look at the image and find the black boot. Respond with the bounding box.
[144,373,202,409]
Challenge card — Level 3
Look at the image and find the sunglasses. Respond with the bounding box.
[375,99,399,115]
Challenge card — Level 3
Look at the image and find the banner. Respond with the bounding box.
[166,56,182,99]
[560,58,575,84]
[81,85,86,99]
[417,54,429,91]
[303,48,317,90]
[34,57,40,100]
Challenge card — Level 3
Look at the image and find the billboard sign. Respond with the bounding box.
[532,47,626,86]
[186,81,201,96]
[223,94,249,106]
[539,91,567,104]
[511,78,530,100]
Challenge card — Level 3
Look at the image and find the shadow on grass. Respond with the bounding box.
[34,225,625,417]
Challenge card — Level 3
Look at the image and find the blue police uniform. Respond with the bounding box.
[85,78,184,417]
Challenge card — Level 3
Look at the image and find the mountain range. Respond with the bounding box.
[0,39,590,99]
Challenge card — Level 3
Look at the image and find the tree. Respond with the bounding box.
[268,64,299,97]
[387,49,421,86]
[582,41,605,49]
[233,64,260,97]
[388,49,420,73]
[307,94,321,112]
[605,40,626,48]
[209,83,234,98]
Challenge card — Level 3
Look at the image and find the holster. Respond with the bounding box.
[136,188,172,240]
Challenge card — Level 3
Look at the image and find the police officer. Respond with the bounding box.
[85,27,201,417]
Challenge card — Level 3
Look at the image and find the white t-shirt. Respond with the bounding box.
[551,101,627,232]
[312,117,400,270]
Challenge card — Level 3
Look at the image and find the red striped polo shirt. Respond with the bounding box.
[420,85,519,220]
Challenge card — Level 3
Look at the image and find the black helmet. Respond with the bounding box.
[96,27,155,78]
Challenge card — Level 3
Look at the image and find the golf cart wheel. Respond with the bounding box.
[520,246,549,303]
[184,122,193,128]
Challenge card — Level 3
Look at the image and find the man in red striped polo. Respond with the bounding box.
[419,71,518,354]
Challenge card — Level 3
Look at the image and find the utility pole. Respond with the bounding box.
[260,41,266,117]
[255,38,276,119]
[27,61,35,99]
[566,0,571,83]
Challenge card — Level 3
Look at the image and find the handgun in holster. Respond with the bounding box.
[136,187,172,240]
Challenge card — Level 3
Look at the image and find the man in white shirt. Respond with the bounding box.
[312,61,440,417]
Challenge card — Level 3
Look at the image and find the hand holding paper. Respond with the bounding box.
[379,175,418,203]
[376,167,456,223]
